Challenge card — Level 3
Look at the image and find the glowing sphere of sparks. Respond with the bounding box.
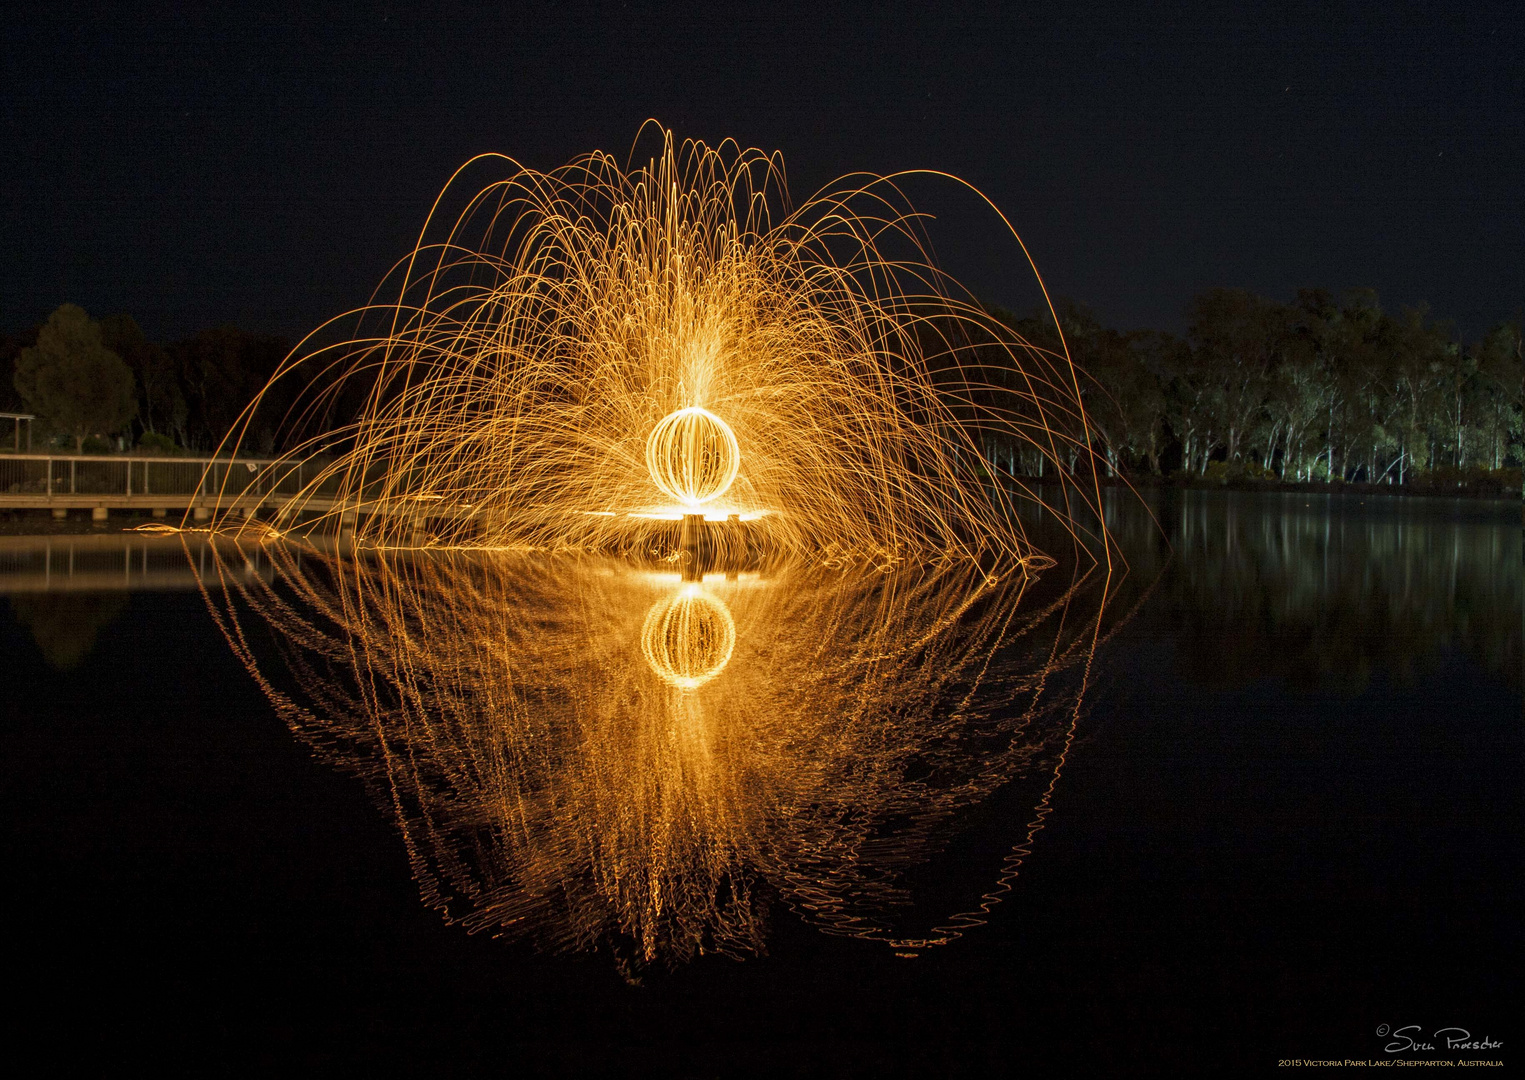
[641,587,737,690]
[645,406,741,508]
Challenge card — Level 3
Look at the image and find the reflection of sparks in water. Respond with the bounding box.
[214,127,1109,566]
[204,540,1124,973]
[641,583,737,689]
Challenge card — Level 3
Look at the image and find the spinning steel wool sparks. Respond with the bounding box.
[189,129,1130,972]
[217,126,1107,567]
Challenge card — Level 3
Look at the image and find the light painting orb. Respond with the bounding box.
[645,406,740,507]
[640,587,737,690]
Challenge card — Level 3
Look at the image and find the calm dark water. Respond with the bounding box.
[2,491,1517,1073]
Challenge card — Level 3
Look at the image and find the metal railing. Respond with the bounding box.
[0,454,343,502]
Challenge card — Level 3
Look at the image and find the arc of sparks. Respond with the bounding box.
[210,126,1115,569]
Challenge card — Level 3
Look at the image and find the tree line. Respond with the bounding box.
[983,288,1521,489]
[1,304,293,455]
[5,292,1522,492]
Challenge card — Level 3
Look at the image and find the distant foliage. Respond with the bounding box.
[978,290,1522,489]
[135,431,180,456]
[4,311,296,455]
[13,304,137,452]
[162,326,292,453]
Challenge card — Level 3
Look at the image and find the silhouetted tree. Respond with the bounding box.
[13,304,137,452]
[1188,288,1294,466]
[99,313,184,444]
[1471,321,1523,471]
[167,326,292,452]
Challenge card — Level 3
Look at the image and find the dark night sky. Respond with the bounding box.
[3,1,1520,343]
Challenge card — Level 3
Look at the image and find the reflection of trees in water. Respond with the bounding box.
[7,592,128,670]
[206,546,1117,973]
[1147,494,1520,693]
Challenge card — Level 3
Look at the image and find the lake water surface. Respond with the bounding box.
[3,490,1517,1071]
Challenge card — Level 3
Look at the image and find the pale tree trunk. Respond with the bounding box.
[1455,394,1464,469]
[1325,399,1334,479]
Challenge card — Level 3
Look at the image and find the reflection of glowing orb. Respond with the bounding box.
[641,587,737,689]
[645,406,740,507]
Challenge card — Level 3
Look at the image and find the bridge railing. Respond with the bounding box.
[0,454,345,501]
[0,453,439,520]
[0,454,361,506]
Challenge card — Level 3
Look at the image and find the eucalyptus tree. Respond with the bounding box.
[1471,321,1523,471]
[1116,330,1177,475]
[101,312,186,441]
[1187,288,1286,466]
[1379,307,1450,483]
